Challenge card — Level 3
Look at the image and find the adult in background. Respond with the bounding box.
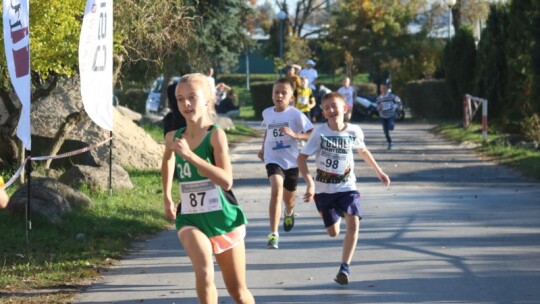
[162,83,187,135]
[217,90,241,118]
[376,79,401,150]
[215,82,232,105]
[206,67,215,89]
[299,59,318,91]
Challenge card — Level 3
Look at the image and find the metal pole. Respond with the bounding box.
[482,99,488,142]
[25,149,32,256]
[109,130,113,196]
[448,6,452,42]
[246,50,250,91]
[279,20,284,60]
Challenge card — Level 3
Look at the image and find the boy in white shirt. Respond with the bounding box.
[258,78,314,249]
[297,92,390,284]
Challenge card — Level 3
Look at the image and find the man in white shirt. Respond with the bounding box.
[299,59,318,91]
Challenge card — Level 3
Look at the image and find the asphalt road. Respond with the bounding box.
[75,121,540,304]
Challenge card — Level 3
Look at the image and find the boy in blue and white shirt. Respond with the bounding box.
[297,92,390,285]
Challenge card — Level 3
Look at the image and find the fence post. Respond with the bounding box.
[463,94,470,128]
[482,98,488,142]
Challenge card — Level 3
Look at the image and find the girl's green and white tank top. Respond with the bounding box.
[173,125,247,237]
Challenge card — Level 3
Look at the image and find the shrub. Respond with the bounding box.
[404,79,453,119]
[444,27,476,117]
[250,82,275,119]
[116,88,147,114]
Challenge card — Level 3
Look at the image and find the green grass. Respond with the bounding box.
[139,121,165,143]
[0,169,170,293]
[434,122,540,180]
[226,123,261,143]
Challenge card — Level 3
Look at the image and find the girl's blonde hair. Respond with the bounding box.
[178,73,216,122]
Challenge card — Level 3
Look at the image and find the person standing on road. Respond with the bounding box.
[337,76,355,122]
[163,73,254,304]
[297,92,390,285]
[258,78,314,249]
[376,79,401,150]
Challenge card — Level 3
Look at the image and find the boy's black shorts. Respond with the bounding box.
[265,163,299,192]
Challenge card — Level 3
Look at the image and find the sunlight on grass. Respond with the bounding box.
[435,123,540,180]
[0,169,171,292]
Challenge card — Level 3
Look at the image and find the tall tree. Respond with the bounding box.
[505,0,538,137]
[188,0,255,74]
[327,0,425,83]
[0,0,197,167]
[474,4,509,121]
[0,0,84,167]
[444,27,476,118]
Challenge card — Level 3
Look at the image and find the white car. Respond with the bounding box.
[145,76,180,115]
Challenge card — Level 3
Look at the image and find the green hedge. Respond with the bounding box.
[116,88,147,114]
[250,82,275,120]
[403,79,455,119]
[217,74,277,87]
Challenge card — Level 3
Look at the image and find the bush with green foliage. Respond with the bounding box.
[505,0,538,136]
[116,87,147,114]
[249,82,275,119]
[444,27,476,118]
[404,79,452,119]
[474,4,509,121]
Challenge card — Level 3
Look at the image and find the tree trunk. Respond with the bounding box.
[0,88,21,167]
[452,3,461,31]
[44,111,88,170]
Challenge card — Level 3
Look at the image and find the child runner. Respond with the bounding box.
[376,79,401,150]
[258,78,314,249]
[297,92,390,285]
[337,76,355,122]
[163,73,254,303]
[294,77,316,120]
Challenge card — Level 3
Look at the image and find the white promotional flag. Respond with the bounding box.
[79,0,113,131]
[3,0,31,150]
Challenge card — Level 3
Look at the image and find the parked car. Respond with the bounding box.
[145,76,180,115]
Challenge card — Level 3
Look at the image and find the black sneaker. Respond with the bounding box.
[334,263,350,285]
[283,210,295,232]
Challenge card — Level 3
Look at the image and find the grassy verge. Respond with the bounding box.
[0,169,170,303]
[434,122,540,180]
[0,123,260,303]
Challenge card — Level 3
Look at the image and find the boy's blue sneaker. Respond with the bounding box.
[266,233,279,249]
[283,210,295,232]
[387,143,393,150]
[334,263,350,285]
